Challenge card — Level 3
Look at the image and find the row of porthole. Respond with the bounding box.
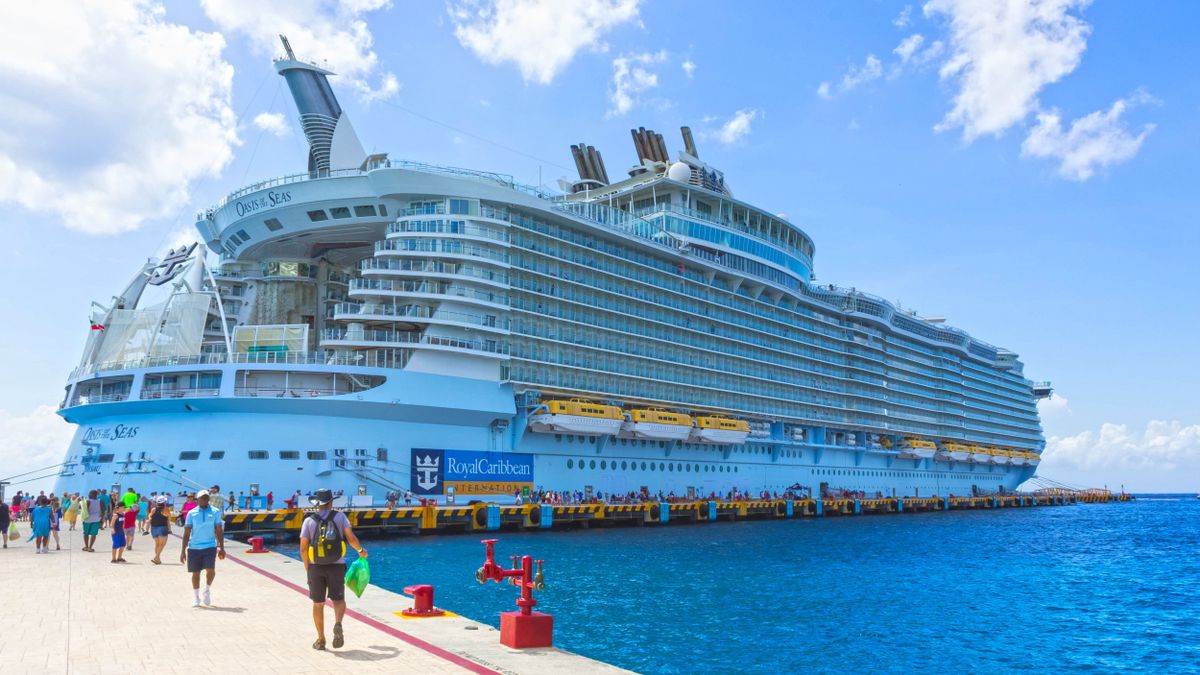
[565,458,740,474]
[815,467,1003,481]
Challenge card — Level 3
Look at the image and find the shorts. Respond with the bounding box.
[187,547,218,572]
[306,563,346,603]
[125,527,136,537]
[111,532,126,549]
[151,525,169,538]
[83,521,100,536]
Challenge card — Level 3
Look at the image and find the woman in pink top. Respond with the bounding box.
[178,494,197,526]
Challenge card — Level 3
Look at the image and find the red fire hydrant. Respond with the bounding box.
[475,538,552,648]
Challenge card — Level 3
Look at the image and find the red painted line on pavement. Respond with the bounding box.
[221,550,500,674]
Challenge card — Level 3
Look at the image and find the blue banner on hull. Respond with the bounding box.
[409,448,535,496]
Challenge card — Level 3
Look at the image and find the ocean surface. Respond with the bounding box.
[300,498,1200,674]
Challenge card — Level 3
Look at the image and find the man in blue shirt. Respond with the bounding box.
[180,490,225,607]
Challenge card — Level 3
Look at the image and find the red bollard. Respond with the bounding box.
[401,584,447,617]
[475,539,552,648]
[247,536,269,554]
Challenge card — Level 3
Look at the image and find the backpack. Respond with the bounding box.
[307,511,345,564]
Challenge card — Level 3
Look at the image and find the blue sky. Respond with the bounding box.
[0,0,1197,493]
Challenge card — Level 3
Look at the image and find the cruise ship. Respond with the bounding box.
[54,38,1050,504]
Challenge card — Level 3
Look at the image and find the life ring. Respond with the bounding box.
[473,506,488,528]
[648,503,660,520]
[527,506,541,527]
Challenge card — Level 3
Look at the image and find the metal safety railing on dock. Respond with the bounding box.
[219,492,1096,539]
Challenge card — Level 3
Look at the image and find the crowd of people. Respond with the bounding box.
[2,484,367,652]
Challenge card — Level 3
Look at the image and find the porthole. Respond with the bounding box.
[621,461,628,470]
[650,463,656,472]
[668,463,674,472]
[659,463,665,471]
[641,462,647,470]
[589,460,596,470]
[601,460,607,470]
[567,459,574,469]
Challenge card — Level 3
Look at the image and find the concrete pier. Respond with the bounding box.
[2,528,629,675]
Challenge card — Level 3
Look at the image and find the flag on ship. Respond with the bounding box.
[90,320,105,331]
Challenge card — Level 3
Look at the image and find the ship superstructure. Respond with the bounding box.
[54,40,1049,503]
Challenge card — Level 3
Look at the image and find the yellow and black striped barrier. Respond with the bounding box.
[222,491,1103,539]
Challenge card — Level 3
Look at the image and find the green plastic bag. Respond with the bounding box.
[345,557,370,598]
[7,523,17,541]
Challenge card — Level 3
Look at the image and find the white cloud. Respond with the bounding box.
[682,59,696,79]
[200,0,398,101]
[449,0,642,85]
[252,112,290,137]
[1021,94,1155,180]
[925,0,1093,140]
[894,5,913,28]
[0,1,237,235]
[0,406,77,493]
[1042,420,1200,473]
[1038,394,1072,418]
[894,34,925,64]
[711,109,759,145]
[817,54,882,99]
[607,50,666,117]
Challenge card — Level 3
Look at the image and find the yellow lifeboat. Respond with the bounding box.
[528,398,624,436]
[621,408,694,441]
[898,437,937,460]
[690,416,750,444]
[938,442,973,462]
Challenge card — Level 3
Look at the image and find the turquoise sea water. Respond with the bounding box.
[314,499,1200,673]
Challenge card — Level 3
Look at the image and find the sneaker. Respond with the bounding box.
[192,597,201,608]
[202,588,211,606]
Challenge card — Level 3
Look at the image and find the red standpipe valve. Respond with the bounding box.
[475,538,554,649]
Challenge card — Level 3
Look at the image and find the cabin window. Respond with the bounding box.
[354,205,377,217]
[248,451,268,460]
[279,451,299,460]
[307,210,329,222]
[179,451,200,461]
[330,206,351,219]
[307,451,327,460]
[264,218,283,231]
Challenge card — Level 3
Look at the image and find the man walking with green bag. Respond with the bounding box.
[299,488,367,651]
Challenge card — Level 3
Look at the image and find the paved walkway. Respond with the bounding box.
[2,527,629,675]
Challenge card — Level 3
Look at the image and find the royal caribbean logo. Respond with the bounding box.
[410,449,444,495]
[410,448,534,496]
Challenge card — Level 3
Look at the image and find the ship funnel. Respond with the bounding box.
[274,35,367,173]
[681,126,698,158]
[630,127,670,165]
[569,142,609,192]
